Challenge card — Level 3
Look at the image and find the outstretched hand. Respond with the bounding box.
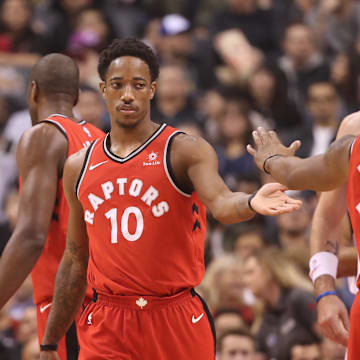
[247,127,301,173]
[251,183,302,215]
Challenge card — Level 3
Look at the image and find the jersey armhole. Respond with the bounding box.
[164,131,192,197]
[40,119,68,141]
[76,140,97,199]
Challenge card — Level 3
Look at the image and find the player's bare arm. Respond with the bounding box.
[41,149,89,352]
[247,127,354,191]
[309,112,360,347]
[0,123,67,308]
[170,133,301,224]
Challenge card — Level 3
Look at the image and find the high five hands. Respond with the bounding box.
[247,127,301,173]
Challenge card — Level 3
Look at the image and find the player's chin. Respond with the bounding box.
[116,116,140,129]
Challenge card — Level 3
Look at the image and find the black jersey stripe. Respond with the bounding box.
[40,119,68,141]
[164,131,192,197]
[102,123,167,163]
[76,140,98,199]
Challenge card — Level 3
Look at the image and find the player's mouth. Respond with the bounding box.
[117,105,137,113]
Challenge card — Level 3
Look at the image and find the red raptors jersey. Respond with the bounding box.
[76,124,206,296]
[31,114,104,304]
[347,136,360,288]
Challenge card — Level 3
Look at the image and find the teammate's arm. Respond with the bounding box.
[247,127,354,191]
[41,150,89,356]
[309,113,360,347]
[0,124,66,308]
[170,134,301,224]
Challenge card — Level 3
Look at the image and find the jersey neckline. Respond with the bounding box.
[102,123,167,163]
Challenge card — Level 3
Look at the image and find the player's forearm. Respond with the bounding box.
[211,192,255,224]
[42,253,87,344]
[0,231,45,308]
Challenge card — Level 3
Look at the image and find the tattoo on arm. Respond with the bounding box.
[43,239,88,343]
[325,240,339,255]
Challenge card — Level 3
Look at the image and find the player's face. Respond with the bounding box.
[100,56,156,129]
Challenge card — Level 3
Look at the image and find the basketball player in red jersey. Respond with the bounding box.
[247,126,360,359]
[0,54,104,359]
[40,39,301,360]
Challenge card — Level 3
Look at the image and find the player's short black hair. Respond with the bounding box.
[98,38,159,82]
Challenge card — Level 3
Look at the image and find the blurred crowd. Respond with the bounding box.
[0,0,359,359]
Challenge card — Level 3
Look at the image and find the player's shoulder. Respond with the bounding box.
[66,146,88,170]
[337,111,360,138]
[17,122,67,161]
[172,132,214,156]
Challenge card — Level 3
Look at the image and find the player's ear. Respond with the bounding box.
[99,82,106,99]
[150,81,156,100]
[30,80,39,103]
[74,89,80,106]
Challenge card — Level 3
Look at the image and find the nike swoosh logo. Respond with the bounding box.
[89,160,108,171]
[192,313,204,324]
[40,302,52,313]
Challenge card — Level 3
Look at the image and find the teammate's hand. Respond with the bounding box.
[251,183,302,215]
[317,294,349,347]
[40,351,60,360]
[247,127,301,173]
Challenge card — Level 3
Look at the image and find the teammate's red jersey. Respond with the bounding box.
[347,136,360,289]
[76,124,206,296]
[31,114,104,304]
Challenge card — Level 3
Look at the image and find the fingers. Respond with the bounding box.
[289,140,302,153]
[247,144,255,156]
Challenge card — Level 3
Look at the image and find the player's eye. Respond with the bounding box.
[135,83,145,89]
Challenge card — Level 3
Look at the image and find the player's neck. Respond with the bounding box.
[37,101,75,123]
[109,120,160,157]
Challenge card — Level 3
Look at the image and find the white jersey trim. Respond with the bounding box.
[76,140,98,199]
[163,131,191,198]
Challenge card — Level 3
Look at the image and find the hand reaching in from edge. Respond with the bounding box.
[317,294,349,347]
[250,183,302,215]
[247,127,301,173]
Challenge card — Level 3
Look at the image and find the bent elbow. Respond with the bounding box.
[17,228,47,253]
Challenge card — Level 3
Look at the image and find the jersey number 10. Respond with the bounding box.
[105,207,144,242]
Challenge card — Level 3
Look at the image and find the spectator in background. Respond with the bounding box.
[42,0,101,54]
[330,50,360,114]
[306,82,340,156]
[276,192,312,251]
[75,85,107,131]
[307,0,360,56]
[156,13,215,90]
[247,63,311,157]
[151,64,203,127]
[200,254,253,324]
[21,335,39,360]
[290,336,322,360]
[198,87,227,144]
[0,0,43,67]
[213,29,264,86]
[217,328,256,360]
[214,309,249,338]
[243,247,318,360]
[279,23,330,111]
[230,225,264,260]
[215,94,259,188]
[210,0,278,56]
[104,0,148,38]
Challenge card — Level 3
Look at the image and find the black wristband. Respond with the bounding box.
[40,344,58,352]
[263,154,283,174]
[248,191,258,213]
